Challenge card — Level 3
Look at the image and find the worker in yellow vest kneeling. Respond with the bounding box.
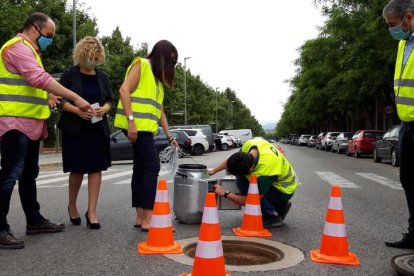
[209,138,297,228]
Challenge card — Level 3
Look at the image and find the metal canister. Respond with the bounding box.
[173,164,217,224]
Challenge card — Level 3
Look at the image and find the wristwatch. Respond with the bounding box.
[127,115,134,121]
[224,190,231,198]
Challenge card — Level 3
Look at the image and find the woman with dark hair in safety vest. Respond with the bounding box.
[114,40,179,231]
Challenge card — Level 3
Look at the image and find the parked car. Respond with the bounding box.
[110,127,169,161]
[170,130,193,157]
[321,132,340,151]
[228,135,241,147]
[346,130,385,158]
[331,132,354,154]
[171,125,214,151]
[315,132,326,150]
[174,128,209,155]
[373,125,400,167]
[297,134,312,146]
[307,135,317,147]
[217,134,234,150]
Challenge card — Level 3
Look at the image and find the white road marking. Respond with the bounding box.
[81,171,133,185]
[314,171,360,189]
[113,179,130,185]
[355,173,403,190]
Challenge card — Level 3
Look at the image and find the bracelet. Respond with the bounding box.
[167,136,174,143]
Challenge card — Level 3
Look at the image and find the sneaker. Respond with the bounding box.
[385,233,414,249]
[279,202,292,221]
[263,214,284,228]
[26,218,65,235]
[0,229,24,249]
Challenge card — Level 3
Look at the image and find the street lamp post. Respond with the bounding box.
[215,87,220,133]
[184,57,191,125]
[72,0,76,49]
[230,100,235,128]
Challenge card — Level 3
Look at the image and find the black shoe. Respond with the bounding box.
[0,229,24,249]
[68,206,81,226]
[263,214,284,228]
[279,202,292,221]
[26,218,65,235]
[85,212,101,230]
[385,233,414,249]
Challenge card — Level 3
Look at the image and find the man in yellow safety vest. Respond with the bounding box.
[384,0,414,249]
[209,138,297,228]
[0,12,93,250]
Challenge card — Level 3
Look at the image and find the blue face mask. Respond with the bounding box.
[389,25,411,40]
[36,35,53,51]
[389,16,412,41]
[31,23,53,51]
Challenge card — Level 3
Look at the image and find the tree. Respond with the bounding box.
[277,0,398,137]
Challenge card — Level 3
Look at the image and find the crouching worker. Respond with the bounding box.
[208,138,296,228]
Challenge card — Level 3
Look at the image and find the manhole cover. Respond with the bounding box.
[164,236,304,272]
[392,254,414,276]
[184,240,284,265]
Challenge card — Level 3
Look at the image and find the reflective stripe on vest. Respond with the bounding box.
[244,204,262,216]
[243,138,297,194]
[195,240,223,259]
[0,78,30,86]
[0,94,48,105]
[155,190,169,203]
[394,40,414,122]
[328,197,343,211]
[0,38,50,119]
[323,222,347,238]
[202,207,219,224]
[114,58,164,133]
[150,214,172,228]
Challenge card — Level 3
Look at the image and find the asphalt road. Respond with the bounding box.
[0,144,409,275]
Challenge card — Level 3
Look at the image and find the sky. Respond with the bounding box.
[79,0,325,125]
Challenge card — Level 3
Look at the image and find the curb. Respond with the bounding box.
[39,162,62,169]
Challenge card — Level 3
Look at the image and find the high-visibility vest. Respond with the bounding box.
[114,58,164,134]
[394,40,414,122]
[242,138,297,194]
[0,37,50,119]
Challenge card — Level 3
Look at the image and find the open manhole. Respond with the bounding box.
[184,240,284,265]
[164,236,304,272]
[392,254,414,276]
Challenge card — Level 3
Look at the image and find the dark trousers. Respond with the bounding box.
[131,132,160,210]
[0,130,43,231]
[399,122,414,234]
[236,176,292,216]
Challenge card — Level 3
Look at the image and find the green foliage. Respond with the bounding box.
[0,0,264,146]
[277,0,398,137]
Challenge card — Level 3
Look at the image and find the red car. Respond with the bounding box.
[346,130,385,158]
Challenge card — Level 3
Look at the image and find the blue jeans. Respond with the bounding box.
[131,132,160,210]
[399,122,414,234]
[236,176,292,216]
[0,130,43,231]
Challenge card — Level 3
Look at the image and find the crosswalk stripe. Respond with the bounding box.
[314,171,360,189]
[81,171,133,185]
[37,171,65,179]
[113,179,130,185]
[355,173,403,190]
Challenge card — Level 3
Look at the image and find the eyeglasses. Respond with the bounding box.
[30,22,53,39]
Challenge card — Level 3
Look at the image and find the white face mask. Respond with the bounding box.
[83,58,101,70]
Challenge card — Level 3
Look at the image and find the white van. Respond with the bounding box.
[218,129,252,143]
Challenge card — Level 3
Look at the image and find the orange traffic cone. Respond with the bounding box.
[138,179,182,255]
[180,193,231,276]
[310,186,360,266]
[233,175,272,237]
